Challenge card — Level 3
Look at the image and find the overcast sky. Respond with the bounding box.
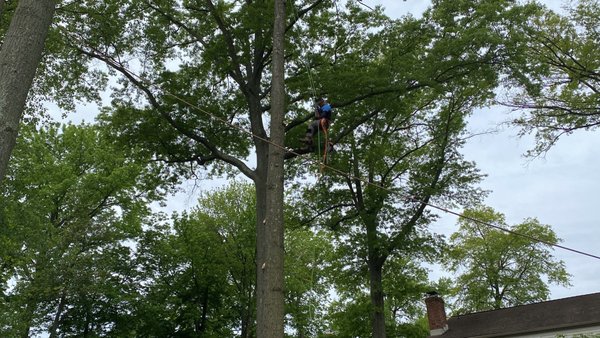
[58,0,598,301]
[374,0,600,299]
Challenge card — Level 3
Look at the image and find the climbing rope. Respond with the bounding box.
[70,6,600,262]
[84,52,600,262]
[319,118,329,173]
[290,0,335,177]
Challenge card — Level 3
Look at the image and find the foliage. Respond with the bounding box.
[326,255,431,338]
[1,0,584,336]
[133,182,257,337]
[0,122,166,336]
[287,0,544,336]
[284,226,334,338]
[445,206,571,314]
[506,0,600,156]
[131,182,335,337]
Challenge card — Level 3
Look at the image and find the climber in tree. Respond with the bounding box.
[303,97,332,146]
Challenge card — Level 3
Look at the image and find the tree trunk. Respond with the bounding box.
[48,291,67,338]
[0,0,55,182]
[83,308,91,338]
[368,259,386,338]
[21,299,36,338]
[196,285,209,335]
[241,303,253,338]
[256,1,286,337]
[365,212,387,338]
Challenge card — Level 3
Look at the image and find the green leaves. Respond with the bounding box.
[0,122,166,336]
[506,0,600,156]
[445,206,571,314]
[1,0,587,336]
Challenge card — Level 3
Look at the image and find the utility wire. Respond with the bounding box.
[159,90,600,261]
[97,35,600,262]
[357,0,375,11]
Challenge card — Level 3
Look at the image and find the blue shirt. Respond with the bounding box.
[318,103,332,120]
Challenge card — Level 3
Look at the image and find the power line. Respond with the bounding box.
[357,0,375,11]
[282,1,599,261]
[159,90,600,261]
[108,45,600,262]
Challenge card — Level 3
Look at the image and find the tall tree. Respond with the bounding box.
[299,91,482,338]
[44,0,543,335]
[505,0,600,156]
[257,0,287,336]
[0,123,165,337]
[292,0,542,335]
[0,0,56,181]
[445,206,571,314]
[54,2,426,335]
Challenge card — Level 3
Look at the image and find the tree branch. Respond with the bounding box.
[333,109,381,144]
[204,0,247,83]
[146,1,201,41]
[301,202,355,226]
[332,83,425,108]
[385,108,455,255]
[76,45,258,181]
[286,0,326,33]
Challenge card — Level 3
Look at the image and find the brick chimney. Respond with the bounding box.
[425,291,448,336]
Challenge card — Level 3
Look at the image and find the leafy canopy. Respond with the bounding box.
[445,206,571,314]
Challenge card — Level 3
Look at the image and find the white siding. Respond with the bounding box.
[510,325,600,338]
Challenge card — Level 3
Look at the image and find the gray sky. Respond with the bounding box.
[375,0,600,299]
[57,0,598,301]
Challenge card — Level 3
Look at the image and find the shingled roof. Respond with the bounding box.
[432,292,600,338]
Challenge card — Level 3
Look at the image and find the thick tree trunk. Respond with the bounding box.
[256,1,286,337]
[365,212,387,338]
[368,259,386,338]
[0,0,55,182]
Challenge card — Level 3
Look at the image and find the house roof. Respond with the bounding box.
[434,292,600,338]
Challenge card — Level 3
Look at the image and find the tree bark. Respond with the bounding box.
[0,0,55,182]
[0,0,6,21]
[48,291,67,338]
[256,0,286,337]
[365,214,387,338]
[368,258,386,338]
